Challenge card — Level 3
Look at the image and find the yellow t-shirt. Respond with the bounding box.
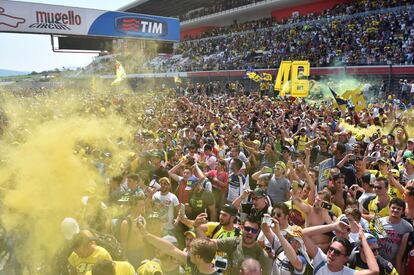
[68,245,112,275]
[205,222,239,239]
[285,200,307,221]
[369,169,402,199]
[294,135,308,152]
[331,204,342,218]
[368,196,390,218]
[85,261,135,275]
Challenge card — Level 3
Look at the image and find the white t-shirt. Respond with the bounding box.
[205,154,217,170]
[258,227,289,252]
[152,192,179,231]
[313,248,355,275]
[268,230,306,275]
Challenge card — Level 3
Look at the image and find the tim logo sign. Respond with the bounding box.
[116,17,167,36]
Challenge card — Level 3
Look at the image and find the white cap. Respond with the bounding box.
[61,217,80,240]
[162,235,178,246]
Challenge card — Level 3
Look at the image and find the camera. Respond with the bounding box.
[214,256,228,273]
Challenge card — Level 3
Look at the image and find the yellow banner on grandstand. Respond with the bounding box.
[262,73,272,82]
[247,72,262,82]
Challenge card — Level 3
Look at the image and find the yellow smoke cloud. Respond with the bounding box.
[0,84,167,272]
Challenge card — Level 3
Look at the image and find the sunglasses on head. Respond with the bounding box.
[243,226,259,234]
[328,247,344,257]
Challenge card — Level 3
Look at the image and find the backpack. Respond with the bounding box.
[210,224,240,239]
[90,229,124,261]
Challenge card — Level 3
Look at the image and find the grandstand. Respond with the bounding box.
[83,0,414,94]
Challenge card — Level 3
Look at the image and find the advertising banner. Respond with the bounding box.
[0,0,180,42]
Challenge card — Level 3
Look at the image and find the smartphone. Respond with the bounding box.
[321,201,332,210]
[262,215,272,226]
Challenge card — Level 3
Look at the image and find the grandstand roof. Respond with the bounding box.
[119,0,322,23]
[119,0,213,18]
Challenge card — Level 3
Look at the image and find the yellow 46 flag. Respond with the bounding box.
[274,61,310,97]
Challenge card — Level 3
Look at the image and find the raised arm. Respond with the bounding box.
[168,160,185,182]
[355,226,379,275]
[138,218,187,266]
[251,167,270,181]
[232,189,251,210]
[273,218,304,271]
[302,220,348,237]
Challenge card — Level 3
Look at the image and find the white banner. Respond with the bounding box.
[0,0,180,41]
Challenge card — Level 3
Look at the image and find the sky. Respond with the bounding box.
[0,0,135,72]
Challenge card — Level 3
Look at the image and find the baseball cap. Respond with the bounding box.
[390,169,400,178]
[251,188,267,198]
[364,233,378,244]
[61,217,80,241]
[286,225,303,242]
[221,203,238,216]
[162,235,178,246]
[136,259,163,275]
[377,157,390,165]
[339,215,350,225]
[275,161,287,170]
[408,138,414,143]
[252,140,261,146]
[184,230,196,238]
[403,151,414,159]
[407,157,414,166]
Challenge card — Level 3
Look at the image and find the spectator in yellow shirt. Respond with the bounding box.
[68,231,112,275]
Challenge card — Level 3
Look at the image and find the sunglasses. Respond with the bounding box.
[273,212,282,218]
[243,226,259,234]
[328,247,344,257]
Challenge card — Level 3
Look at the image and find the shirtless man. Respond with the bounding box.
[293,190,333,251]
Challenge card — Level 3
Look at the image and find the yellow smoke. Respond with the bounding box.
[0,82,170,272]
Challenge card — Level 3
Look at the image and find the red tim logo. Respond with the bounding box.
[117,18,141,32]
[0,7,26,28]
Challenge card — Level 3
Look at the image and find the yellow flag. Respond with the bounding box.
[174,76,182,84]
[342,85,367,112]
[262,73,272,82]
[111,60,127,86]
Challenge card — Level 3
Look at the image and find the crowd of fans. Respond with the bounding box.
[86,1,414,74]
[182,0,412,40]
[149,2,414,72]
[8,81,409,275]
